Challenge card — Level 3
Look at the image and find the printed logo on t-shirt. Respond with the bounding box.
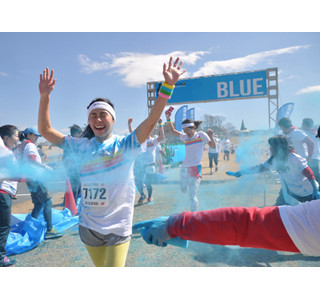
[80,149,127,177]
[185,137,202,146]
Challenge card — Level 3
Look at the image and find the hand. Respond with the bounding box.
[39,67,57,97]
[206,129,214,137]
[312,190,320,200]
[158,118,163,124]
[132,216,171,247]
[128,118,133,125]
[165,111,171,120]
[163,57,186,86]
[226,171,242,178]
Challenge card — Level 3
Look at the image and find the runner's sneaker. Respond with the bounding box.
[147,197,153,203]
[45,228,64,240]
[0,256,16,267]
[138,194,146,204]
[215,167,218,172]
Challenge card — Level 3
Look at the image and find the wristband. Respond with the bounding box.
[166,119,171,123]
[159,123,163,128]
[159,82,175,100]
[158,92,171,100]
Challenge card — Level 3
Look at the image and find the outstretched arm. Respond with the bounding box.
[226,164,268,177]
[135,57,185,144]
[133,206,300,253]
[165,110,181,138]
[38,67,65,146]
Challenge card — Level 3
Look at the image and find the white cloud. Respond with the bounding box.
[193,45,309,77]
[78,54,110,73]
[78,51,207,87]
[297,85,320,95]
[77,45,309,87]
[0,72,8,77]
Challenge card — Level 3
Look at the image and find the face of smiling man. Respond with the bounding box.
[89,108,114,141]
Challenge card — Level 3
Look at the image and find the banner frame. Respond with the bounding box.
[147,68,278,128]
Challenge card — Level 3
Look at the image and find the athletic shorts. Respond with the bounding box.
[79,225,131,247]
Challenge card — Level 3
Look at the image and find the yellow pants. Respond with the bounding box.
[85,241,130,267]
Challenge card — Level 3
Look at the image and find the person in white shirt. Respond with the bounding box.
[165,115,216,212]
[278,117,314,160]
[302,118,320,185]
[18,127,63,240]
[37,57,186,267]
[222,137,231,161]
[129,118,164,204]
[0,125,19,267]
[208,134,220,174]
[226,135,320,206]
[138,120,164,204]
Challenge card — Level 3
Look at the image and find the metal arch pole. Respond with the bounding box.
[267,68,279,129]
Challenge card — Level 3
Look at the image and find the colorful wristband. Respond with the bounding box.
[159,82,175,100]
[166,119,171,123]
[158,91,171,100]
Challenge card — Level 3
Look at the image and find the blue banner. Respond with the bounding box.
[174,105,188,132]
[275,102,295,133]
[187,108,195,120]
[155,70,268,104]
[277,102,295,122]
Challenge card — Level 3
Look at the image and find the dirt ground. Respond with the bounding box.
[9,142,320,268]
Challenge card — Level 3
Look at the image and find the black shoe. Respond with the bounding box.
[0,256,17,267]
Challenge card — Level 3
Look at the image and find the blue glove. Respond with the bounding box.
[312,190,320,200]
[132,217,188,248]
[226,171,242,178]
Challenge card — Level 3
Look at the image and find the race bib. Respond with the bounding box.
[81,182,109,207]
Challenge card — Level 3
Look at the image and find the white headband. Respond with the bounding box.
[182,123,195,128]
[87,101,116,121]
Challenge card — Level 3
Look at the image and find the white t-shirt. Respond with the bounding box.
[0,145,18,196]
[141,136,158,165]
[23,142,42,163]
[65,131,140,236]
[208,137,220,154]
[180,131,210,167]
[262,152,313,197]
[304,129,320,160]
[222,139,231,151]
[284,128,309,158]
[279,200,320,256]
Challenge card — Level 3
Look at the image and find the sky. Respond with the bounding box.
[1,31,320,139]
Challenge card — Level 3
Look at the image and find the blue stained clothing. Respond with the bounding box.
[64,131,141,237]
